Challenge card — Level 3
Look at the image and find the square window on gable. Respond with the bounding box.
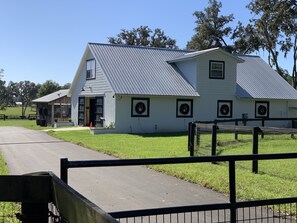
[209,60,225,79]
[86,59,96,79]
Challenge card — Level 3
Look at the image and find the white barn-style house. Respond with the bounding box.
[68,43,297,133]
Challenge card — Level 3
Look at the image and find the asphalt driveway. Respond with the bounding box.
[0,126,228,212]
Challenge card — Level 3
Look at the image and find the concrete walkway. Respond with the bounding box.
[0,127,229,213]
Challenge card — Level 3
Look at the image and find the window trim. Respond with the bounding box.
[209,60,225,79]
[131,98,150,117]
[217,100,233,118]
[176,99,193,118]
[86,59,96,80]
[255,101,270,118]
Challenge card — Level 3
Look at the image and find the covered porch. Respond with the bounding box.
[32,89,72,126]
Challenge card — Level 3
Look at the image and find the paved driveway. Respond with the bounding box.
[0,127,228,212]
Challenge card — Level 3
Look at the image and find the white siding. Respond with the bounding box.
[71,50,115,126]
[234,99,292,127]
[180,51,238,121]
[196,52,237,98]
[115,96,196,133]
[104,92,116,127]
[175,60,197,90]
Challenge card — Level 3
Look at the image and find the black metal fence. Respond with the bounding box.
[0,172,118,223]
[60,153,297,223]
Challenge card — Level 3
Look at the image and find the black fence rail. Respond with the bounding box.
[60,153,297,223]
[0,172,118,223]
[199,117,297,127]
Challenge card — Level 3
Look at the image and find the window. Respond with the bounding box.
[209,61,225,79]
[255,101,269,118]
[131,98,150,117]
[78,97,85,125]
[176,99,193,118]
[86,59,96,79]
[217,100,232,118]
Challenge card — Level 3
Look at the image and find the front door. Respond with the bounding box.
[89,99,96,127]
[89,97,104,127]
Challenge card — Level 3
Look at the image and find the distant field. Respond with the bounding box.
[0,106,50,130]
[0,106,36,117]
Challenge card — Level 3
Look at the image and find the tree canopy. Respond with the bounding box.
[6,81,39,116]
[187,0,297,87]
[108,26,177,49]
[37,80,61,98]
[187,0,234,52]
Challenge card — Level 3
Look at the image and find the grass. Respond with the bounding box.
[0,150,20,222]
[1,115,296,216]
[0,106,35,116]
[48,130,297,205]
[0,120,51,130]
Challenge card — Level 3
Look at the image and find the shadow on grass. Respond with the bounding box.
[129,131,188,138]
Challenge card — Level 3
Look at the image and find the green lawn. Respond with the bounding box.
[0,120,51,130]
[1,118,296,215]
[0,106,35,116]
[48,130,297,207]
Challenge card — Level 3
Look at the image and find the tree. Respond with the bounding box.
[231,22,261,54]
[0,70,8,110]
[61,82,71,89]
[0,69,3,80]
[246,0,291,78]
[7,81,38,116]
[0,82,7,110]
[108,26,177,49]
[278,0,297,87]
[187,0,234,51]
[37,80,61,98]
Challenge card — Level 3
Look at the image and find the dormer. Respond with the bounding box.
[168,48,244,97]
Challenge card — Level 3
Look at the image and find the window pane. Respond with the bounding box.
[86,60,95,79]
[212,70,223,78]
[212,63,222,70]
[210,61,224,78]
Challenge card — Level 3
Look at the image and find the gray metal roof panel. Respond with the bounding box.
[32,89,69,103]
[88,43,199,97]
[236,55,297,99]
[168,47,244,63]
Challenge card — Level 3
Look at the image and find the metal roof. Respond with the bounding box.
[168,47,244,63]
[32,89,69,103]
[236,55,297,99]
[88,43,199,97]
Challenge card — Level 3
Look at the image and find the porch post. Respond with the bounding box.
[51,104,54,125]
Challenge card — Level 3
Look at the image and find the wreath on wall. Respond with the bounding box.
[179,103,190,115]
[258,105,267,116]
[220,104,230,115]
[135,102,146,114]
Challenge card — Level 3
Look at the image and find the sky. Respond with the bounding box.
[0,0,293,86]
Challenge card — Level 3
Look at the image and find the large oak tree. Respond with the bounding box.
[108,26,177,49]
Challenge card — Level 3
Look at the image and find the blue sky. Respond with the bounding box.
[0,0,292,86]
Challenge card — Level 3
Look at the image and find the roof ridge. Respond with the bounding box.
[88,42,190,53]
[235,54,260,58]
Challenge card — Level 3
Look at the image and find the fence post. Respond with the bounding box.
[196,127,200,148]
[212,124,218,156]
[229,160,236,223]
[21,202,48,223]
[60,158,69,184]
[261,119,265,138]
[235,120,238,140]
[188,122,195,157]
[252,127,261,174]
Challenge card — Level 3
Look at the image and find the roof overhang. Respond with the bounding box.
[68,46,91,97]
[168,47,244,64]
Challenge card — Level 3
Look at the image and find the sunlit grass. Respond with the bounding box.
[48,130,297,208]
